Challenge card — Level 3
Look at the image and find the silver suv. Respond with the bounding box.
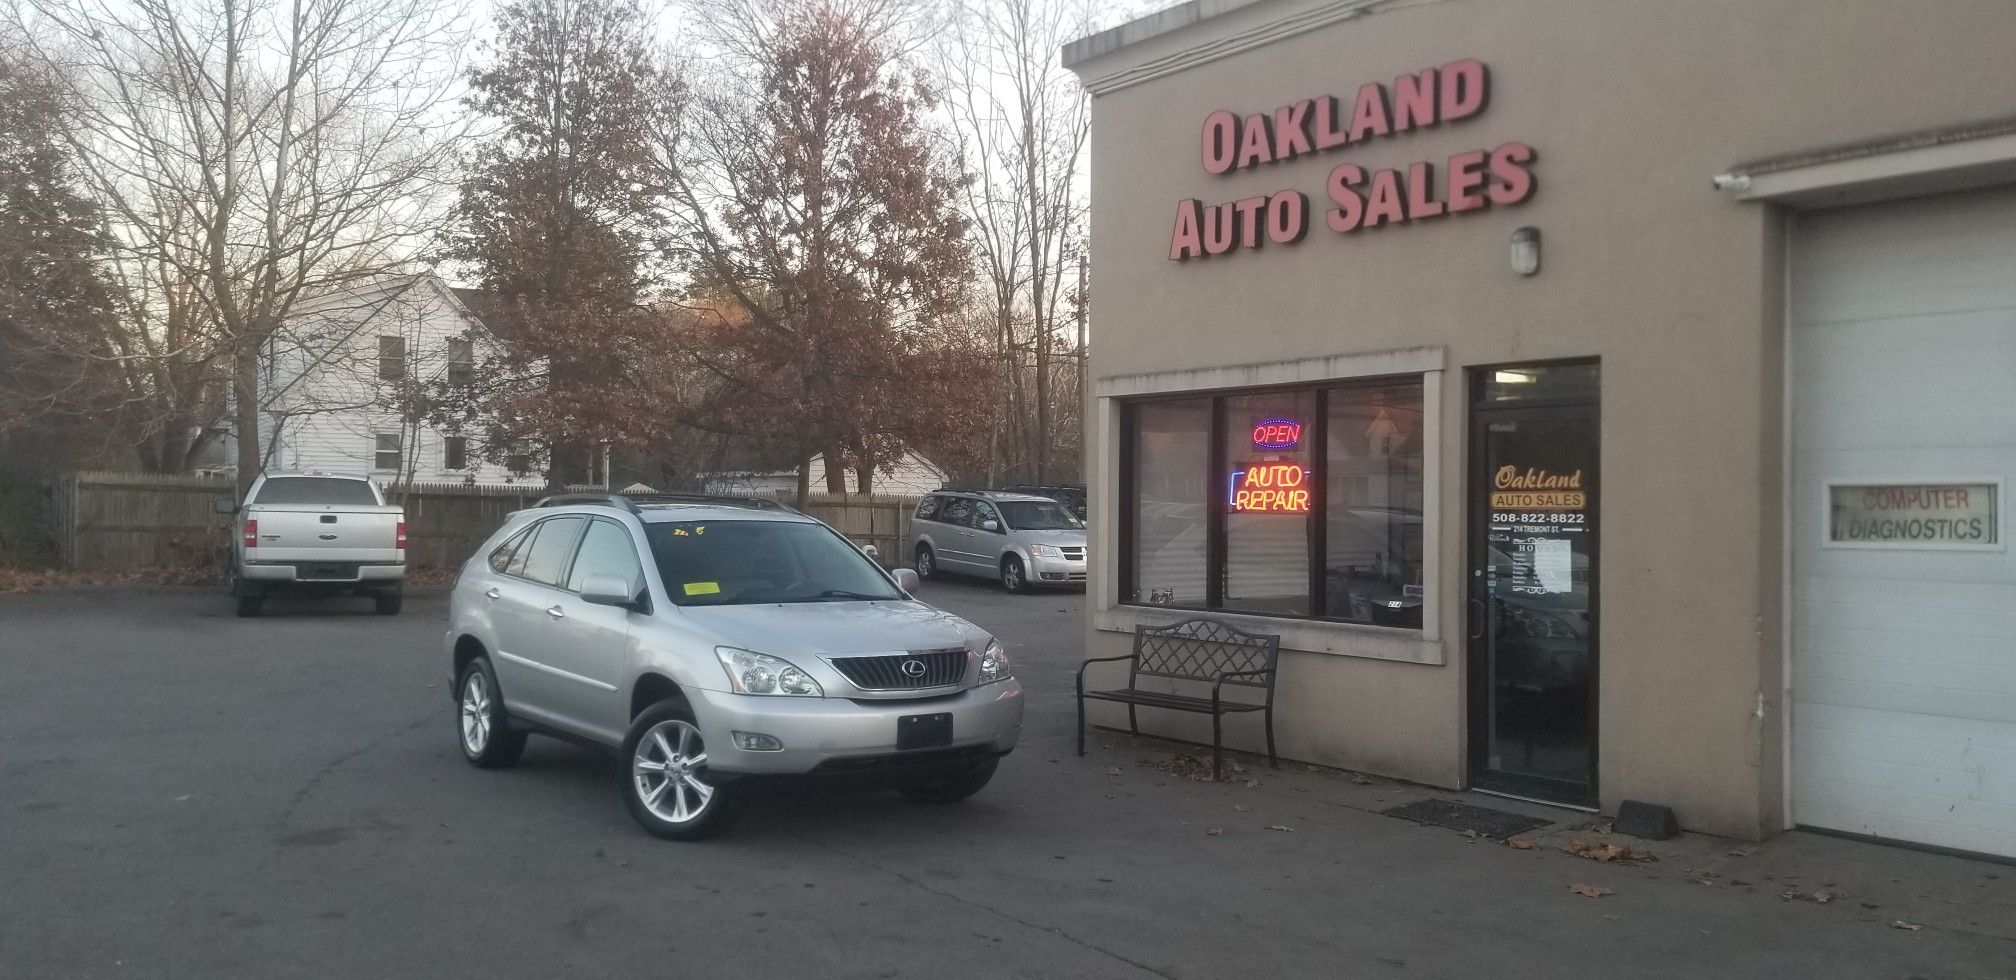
[445,493,1023,840]
[910,491,1087,592]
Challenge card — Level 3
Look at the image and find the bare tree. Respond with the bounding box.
[19,0,468,493]
[937,0,1092,485]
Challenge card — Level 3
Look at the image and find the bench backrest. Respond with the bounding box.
[1131,618,1281,689]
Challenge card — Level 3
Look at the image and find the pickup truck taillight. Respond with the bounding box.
[243,519,258,550]
[396,520,407,549]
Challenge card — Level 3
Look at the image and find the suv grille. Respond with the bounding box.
[830,649,967,690]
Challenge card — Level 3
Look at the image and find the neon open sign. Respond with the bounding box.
[1230,463,1310,513]
[1252,418,1303,450]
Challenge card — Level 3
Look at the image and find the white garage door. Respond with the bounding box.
[1791,186,2016,860]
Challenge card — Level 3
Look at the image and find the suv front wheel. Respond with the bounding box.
[623,699,741,840]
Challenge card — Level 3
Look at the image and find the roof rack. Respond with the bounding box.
[531,491,794,513]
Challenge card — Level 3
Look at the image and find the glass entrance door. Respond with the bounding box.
[1468,363,1599,806]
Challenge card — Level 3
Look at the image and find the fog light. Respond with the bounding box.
[732,731,783,752]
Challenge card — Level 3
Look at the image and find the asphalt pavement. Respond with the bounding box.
[3,577,2012,978]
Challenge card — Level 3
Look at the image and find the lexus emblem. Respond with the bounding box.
[900,659,928,678]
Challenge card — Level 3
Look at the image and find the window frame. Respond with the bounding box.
[443,435,469,471]
[445,337,476,385]
[377,335,407,382]
[1119,375,1428,628]
[372,432,403,473]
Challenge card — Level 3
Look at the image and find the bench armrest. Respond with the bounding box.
[1076,653,1137,693]
[1210,666,1277,705]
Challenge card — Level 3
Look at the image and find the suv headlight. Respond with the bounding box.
[1028,544,1064,558]
[715,647,823,697]
[977,639,1012,684]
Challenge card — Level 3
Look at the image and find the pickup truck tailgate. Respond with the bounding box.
[245,504,404,563]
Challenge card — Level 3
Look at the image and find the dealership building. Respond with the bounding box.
[1064,0,2016,857]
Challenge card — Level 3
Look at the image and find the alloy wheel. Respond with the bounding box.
[1002,560,1023,591]
[632,719,716,824]
[460,671,491,754]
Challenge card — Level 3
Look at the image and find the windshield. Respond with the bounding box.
[252,477,378,506]
[998,500,1082,531]
[643,520,903,605]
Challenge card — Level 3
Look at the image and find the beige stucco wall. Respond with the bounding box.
[1073,0,2016,838]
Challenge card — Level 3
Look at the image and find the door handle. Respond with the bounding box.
[484,588,500,601]
[546,605,566,620]
[1468,598,1486,639]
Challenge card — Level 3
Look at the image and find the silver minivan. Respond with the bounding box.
[909,491,1087,593]
[445,493,1024,840]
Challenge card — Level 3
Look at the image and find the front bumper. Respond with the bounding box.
[690,679,1024,777]
[1028,554,1087,585]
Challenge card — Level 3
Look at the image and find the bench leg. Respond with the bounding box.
[1127,703,1138,737]
[1075,694,1086,757]
[1266,705,1278,769]
[1211,712,1223,782]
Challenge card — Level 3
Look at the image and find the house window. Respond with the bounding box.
[506,453,532,476]
[1122,377,1426,628]
[378,336,407,382]
[373,433,403,472]
[446,338,475,385]
[443,436,468,471]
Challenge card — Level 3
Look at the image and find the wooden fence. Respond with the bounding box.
[50,471,919,571]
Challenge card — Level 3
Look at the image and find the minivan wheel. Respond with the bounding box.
[457,657,526,768]
[901,758,1000,804]
[914,545,937,580]
[623,700,741,841]
[1000,555,1029,594]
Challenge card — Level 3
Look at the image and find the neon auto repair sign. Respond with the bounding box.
[1230,418,1310,513]
[1169,58,1536,261]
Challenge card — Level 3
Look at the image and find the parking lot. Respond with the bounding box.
[5,578,2013,979]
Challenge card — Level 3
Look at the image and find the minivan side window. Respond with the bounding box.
[566,519,643,594]
[940,497,974,527]
[519,517,587,586]
[915,495,942,521]
[970,502,1001,531]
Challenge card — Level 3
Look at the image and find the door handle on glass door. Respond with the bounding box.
[546,605,566,620]
[1468,598,1485,639]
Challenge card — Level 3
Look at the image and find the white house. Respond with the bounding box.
[254,274,535,487]
[700,450,947,497]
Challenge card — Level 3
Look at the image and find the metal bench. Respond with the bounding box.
[1075,618,1282,780]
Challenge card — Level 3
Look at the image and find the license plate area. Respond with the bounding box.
[896,712,953,750]
[299,563,355,581]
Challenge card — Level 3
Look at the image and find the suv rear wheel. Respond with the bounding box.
[458,657,527,767]
[623,699,741,841]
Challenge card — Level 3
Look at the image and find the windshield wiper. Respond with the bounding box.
[806,589,890,602]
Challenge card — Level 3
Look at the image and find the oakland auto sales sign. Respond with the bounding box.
[1169,58,1536,261]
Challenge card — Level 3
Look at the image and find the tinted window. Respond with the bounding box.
[519,517,586,586]
[940,497,975,527]
[567,520,643,593]
[252,477,378,506]
[644,520,900,606]
[999,500,1082,530]
[488,525,532,573]
[969,502,1001,530]
[915,495,942,521]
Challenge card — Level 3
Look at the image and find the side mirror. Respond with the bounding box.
[213,499,239,515]
[981,519,1000,533]
[579,574,641,611]
[892,567,921,593]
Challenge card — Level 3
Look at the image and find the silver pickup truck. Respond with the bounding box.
[221,472,406,617]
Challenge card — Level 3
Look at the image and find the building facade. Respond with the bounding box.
[1066,0,2016,855]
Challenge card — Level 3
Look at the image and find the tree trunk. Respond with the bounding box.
[823,444,848,495]
[794,457,811,508]
[855,461,873,495]
[233,337,262,497]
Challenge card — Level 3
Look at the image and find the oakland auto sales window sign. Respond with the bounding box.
[1169,58,1536,261]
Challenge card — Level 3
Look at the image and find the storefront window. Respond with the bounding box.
[1223,391,1313,616]
[1122,378,1427,628]
[1128,399,1210,606]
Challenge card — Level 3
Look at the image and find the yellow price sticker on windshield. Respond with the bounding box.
[683,582,721,596]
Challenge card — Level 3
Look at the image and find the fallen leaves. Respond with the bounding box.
[1104,767,1121,776]
[1142,754,1245,782]
[1568,883,1613,898]
[1889,920,1922,931]
[1506,837,1540,850]
[1266,824,1294,833]
[1206,828,1223,837]
[1560,838,1655,864]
